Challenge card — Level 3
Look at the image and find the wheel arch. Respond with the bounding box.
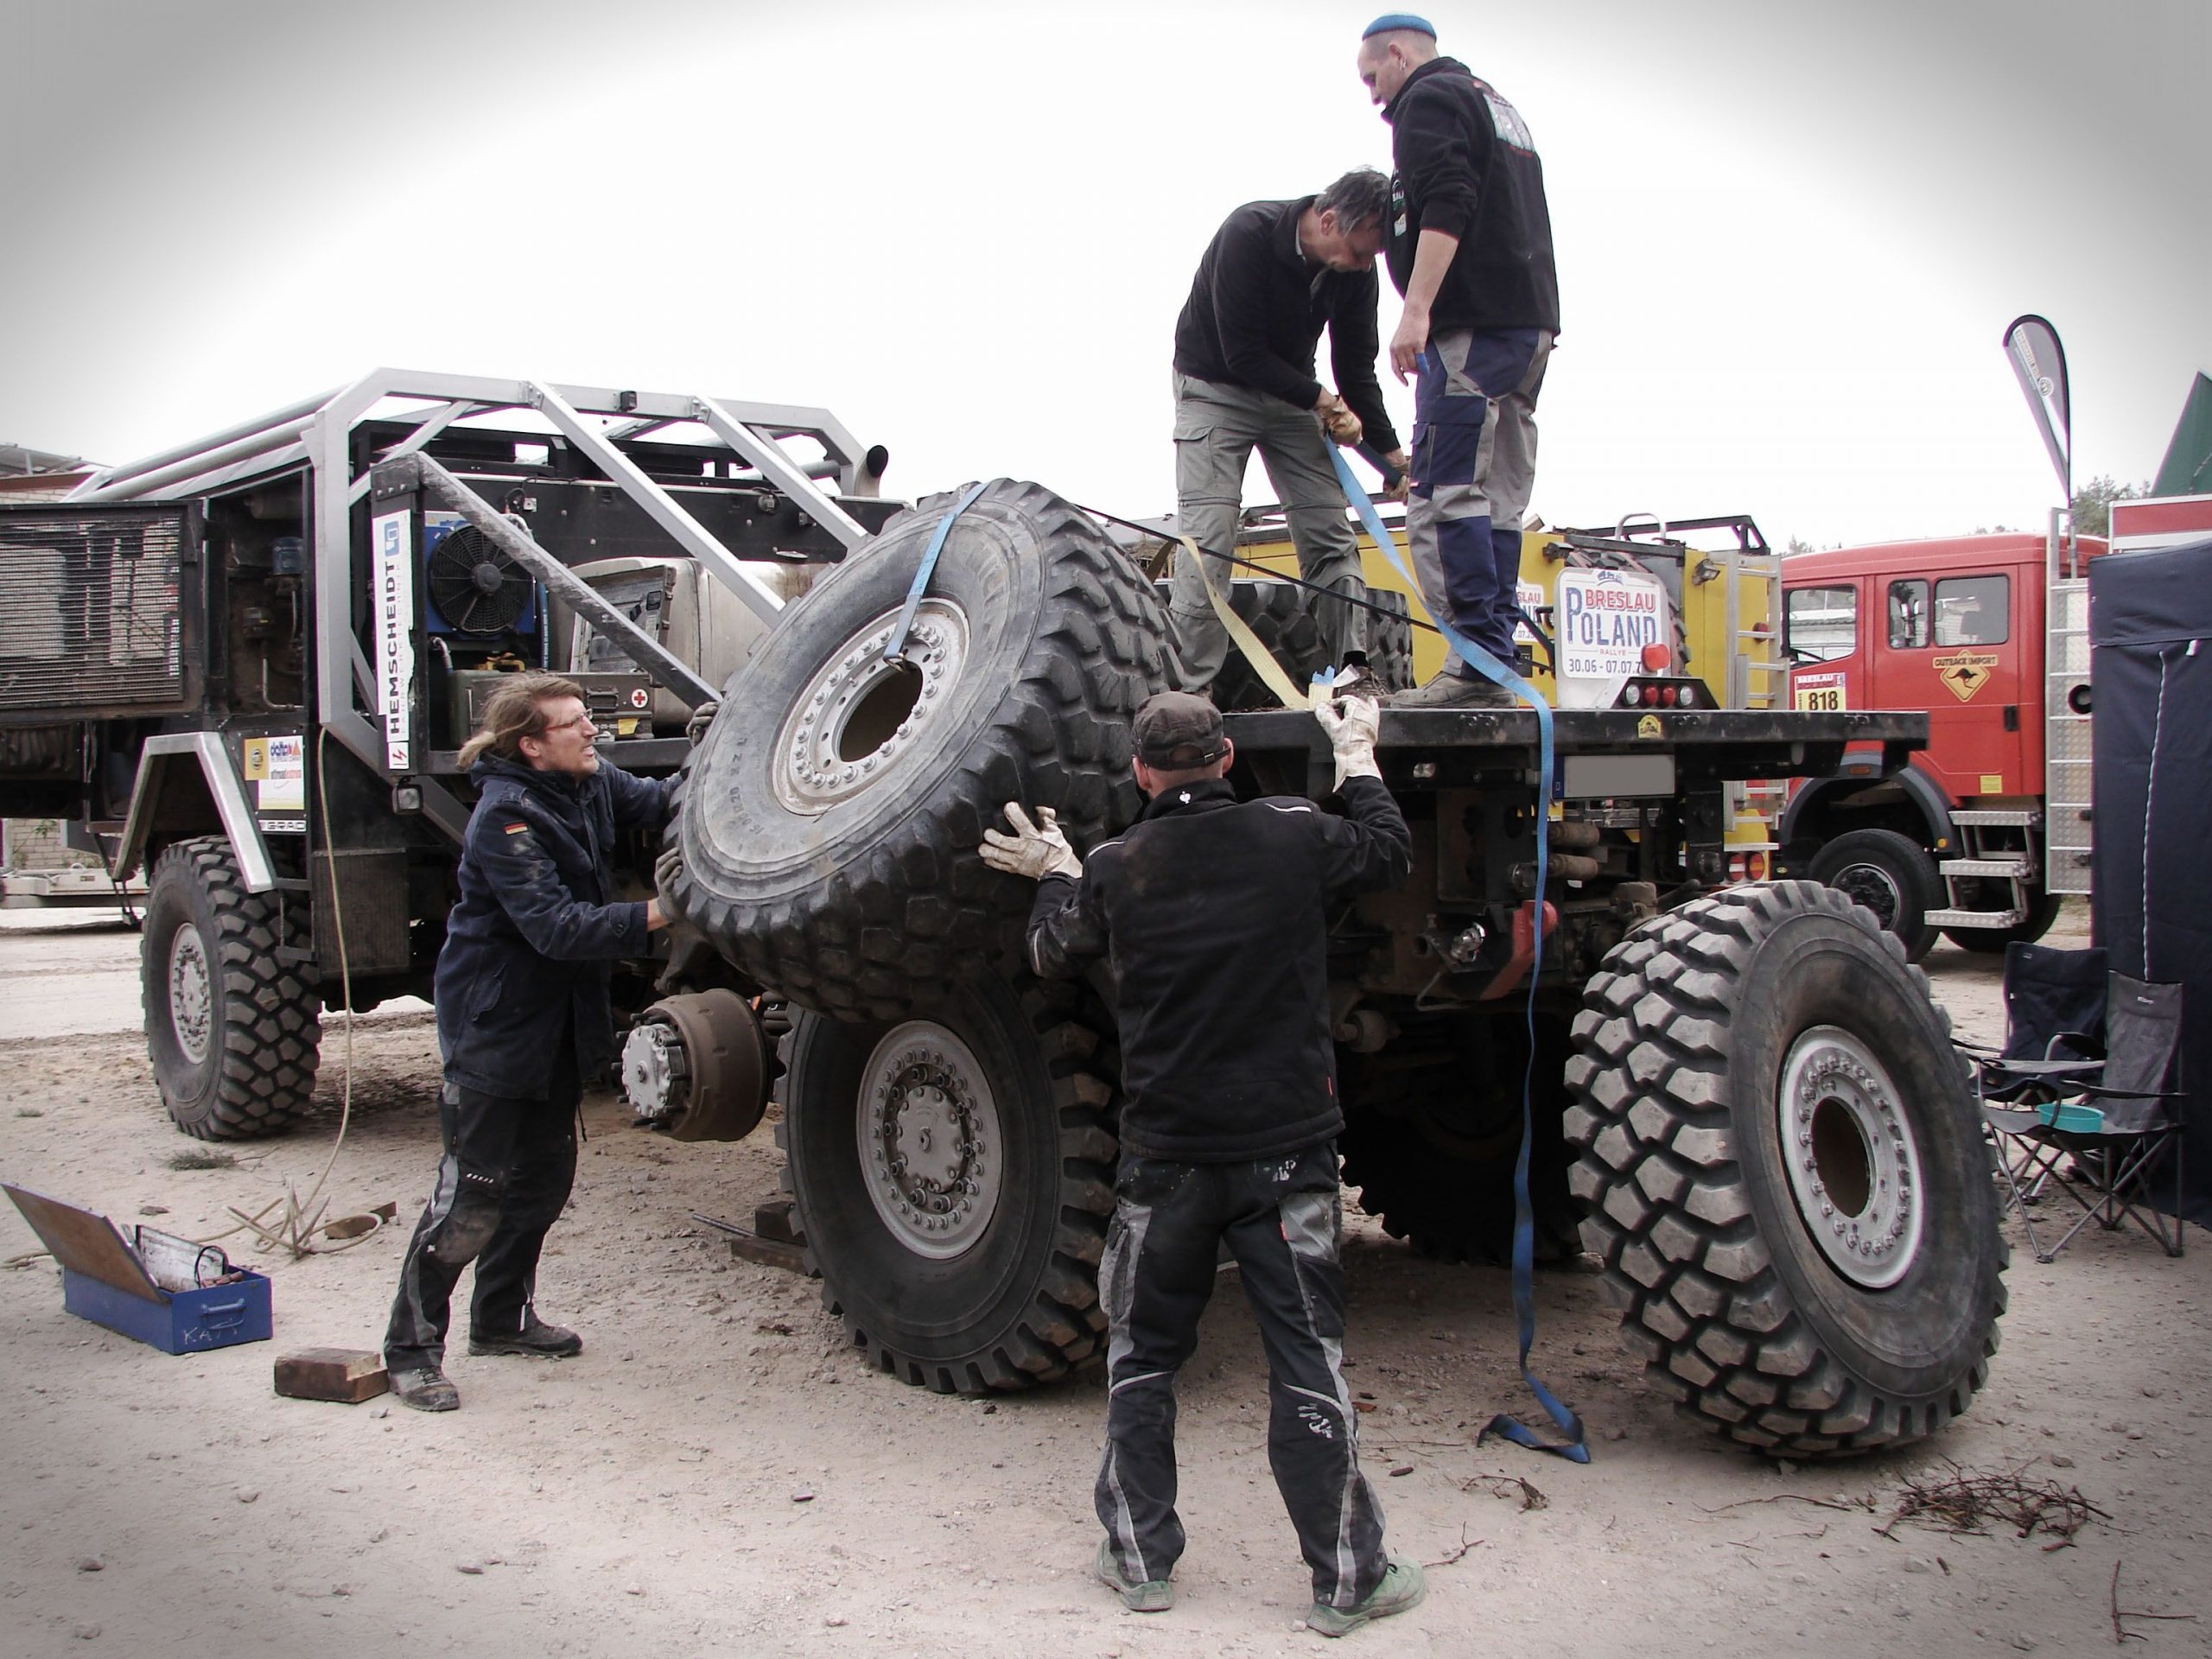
[1780,764,1954,861]
[114,732,277,892]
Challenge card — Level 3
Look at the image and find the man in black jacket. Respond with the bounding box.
[979,691,1425,1637]
[1170,169,1411,693]
[385,674,673,1412]
[1357,14,1560,709]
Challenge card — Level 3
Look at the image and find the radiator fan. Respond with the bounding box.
[425,526,535,633]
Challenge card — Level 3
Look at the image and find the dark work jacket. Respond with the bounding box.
[434,753,675,1098]
[1173,196,1402,457]
[1382,58,1560,334]
[1027,776,1411,1162]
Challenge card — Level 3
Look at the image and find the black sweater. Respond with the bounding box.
[1026,775,1411,1162]
[1173,197,1402,457]
[1383,58,1560,334]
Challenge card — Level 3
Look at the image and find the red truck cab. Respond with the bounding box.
[1776,528,2105,959]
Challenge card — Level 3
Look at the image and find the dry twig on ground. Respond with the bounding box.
[1878,1459,2107,1551]
[2110,1560,2198,1645]
[1461,1474,1548,1511]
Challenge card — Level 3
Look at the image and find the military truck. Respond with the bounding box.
[0,372,894,1136]
[640,479,2005,1460]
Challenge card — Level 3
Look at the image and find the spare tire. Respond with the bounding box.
[1160,578,1414,709]
[667,479,1172,1021]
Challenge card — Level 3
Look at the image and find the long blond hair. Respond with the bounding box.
[456,673,587,768]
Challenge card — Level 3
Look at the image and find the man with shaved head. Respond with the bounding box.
[1356,14,1560,709]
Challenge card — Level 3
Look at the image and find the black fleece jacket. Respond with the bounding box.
[1383,57,1560,334]
[1173,196,1402,457]
[1025,776,1410,1163]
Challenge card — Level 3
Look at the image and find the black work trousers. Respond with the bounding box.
[1094,1142,1386,1610]
[384,1039,581,1371]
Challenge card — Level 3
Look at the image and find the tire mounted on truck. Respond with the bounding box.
[1564,881,2005,1456]
[665,479,1171,1387]
[141,836,322,1140]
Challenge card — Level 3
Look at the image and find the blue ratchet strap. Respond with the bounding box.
[884,480,988,663]
[1328,444,1589,1465]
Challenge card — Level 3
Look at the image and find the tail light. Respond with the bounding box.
[1677,684,1698,708]
[1659,684,1679,706]
[1746,851,1768,880]
[1619,683,1643,707]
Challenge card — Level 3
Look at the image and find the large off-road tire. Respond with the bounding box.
[1362,589,1414,696]
[1942,888,2062,953]
[775,973,1117,1393]
[1338,1015,1580,1265]
[1808,827,1941,963]
[1159,578,1414,709]
[1564,881,2005,1458]
[668,480,1171,1021]
[141,836,321,1140]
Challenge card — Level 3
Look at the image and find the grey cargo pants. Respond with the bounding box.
[1169,371,1370,690]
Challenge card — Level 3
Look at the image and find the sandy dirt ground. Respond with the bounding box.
[2,906,2206,1659]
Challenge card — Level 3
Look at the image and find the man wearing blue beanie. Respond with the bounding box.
[1357,15,1560,709]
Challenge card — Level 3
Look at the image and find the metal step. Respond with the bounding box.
[1941,857,2032,879]
[1926,906,2027,930]
[1949,809,2040,828]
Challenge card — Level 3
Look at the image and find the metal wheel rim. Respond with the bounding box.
[771,600,970,815]
[1778,1025,1924,1289]
[856,1021,1003,1261]
[168,925,213,1067]
[1833,862,1904,931]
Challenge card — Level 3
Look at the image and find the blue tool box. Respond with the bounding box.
[3,1183,272,1356]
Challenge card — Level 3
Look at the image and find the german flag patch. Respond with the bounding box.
[504,822,530,836]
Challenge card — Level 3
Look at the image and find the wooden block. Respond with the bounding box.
[273,1347,390,1403]
[753,1198,802,1244]
[727,1235,810,1275]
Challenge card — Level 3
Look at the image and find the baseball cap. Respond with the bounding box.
[1133,691,1227,767]
[1363,12,1437,39]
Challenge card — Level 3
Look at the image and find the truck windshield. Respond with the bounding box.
[1785,585,1856,662]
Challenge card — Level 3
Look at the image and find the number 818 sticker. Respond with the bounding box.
[1792,671,1847,712]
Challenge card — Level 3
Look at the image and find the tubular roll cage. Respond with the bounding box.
[67,369,882,785]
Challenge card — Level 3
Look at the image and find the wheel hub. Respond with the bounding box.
[772,600,969,815]
[168,925,213,1066]
[1832,863,1904,930]
[857,1022,1001,1260]
[1777,1026,1924,1289]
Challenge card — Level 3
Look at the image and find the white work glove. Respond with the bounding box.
[979,802,1084,881]
[1315,694,1382,790]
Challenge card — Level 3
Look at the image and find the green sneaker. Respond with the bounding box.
[1307,1559,1426,1637]
[1095,1539,1173,1612]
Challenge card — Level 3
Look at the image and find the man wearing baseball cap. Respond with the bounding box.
[1357,14,1560,709]
[978,690,1425,1636]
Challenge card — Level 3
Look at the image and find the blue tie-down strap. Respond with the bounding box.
[885,480,989,663]
[1329,445,1588,1465]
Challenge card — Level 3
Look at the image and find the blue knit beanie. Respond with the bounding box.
[1362,13,1436,38]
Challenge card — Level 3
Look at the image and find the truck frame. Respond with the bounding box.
[0,371,895,1135]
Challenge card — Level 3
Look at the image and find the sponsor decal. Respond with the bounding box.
[1484,91,1536,152]
[372,512,416,770]
[1511,579,1546,645]
[1933,650,1999,702]
[1557,568,1668,683]
[1792,670,1848,713]
[1637,714,1663,740]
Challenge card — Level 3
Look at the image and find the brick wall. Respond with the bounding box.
[1,819,96,872]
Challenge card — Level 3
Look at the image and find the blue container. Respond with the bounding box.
[60,1265,272,1355]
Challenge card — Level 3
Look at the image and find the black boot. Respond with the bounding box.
[467,1314,583,1358]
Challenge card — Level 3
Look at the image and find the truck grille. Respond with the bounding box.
[0,507,189,711]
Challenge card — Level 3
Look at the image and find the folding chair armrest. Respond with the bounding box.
[1989,1058,2104,1078]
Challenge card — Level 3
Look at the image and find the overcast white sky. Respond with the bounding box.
[3,0,2204,550]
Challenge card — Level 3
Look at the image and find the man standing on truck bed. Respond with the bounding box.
[1356,14,1560,709]
[1169,168,1412,695]
[385,674,673,1413]
[978,691,1425,1636]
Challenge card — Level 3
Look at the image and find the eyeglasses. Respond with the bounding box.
[541,713,598,736]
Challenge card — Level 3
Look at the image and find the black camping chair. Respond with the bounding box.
[1963,945,2186,1262]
